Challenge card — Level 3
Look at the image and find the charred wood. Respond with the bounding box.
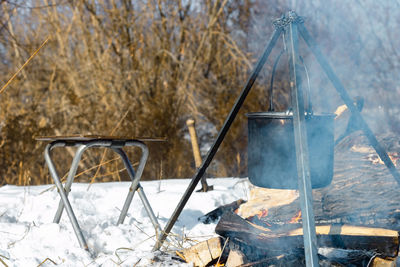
[198,199,246,224]
[216,212,399,258]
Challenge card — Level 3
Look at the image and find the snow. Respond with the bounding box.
[0,178,250,266]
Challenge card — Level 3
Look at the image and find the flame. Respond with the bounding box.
[256,209,268,219]
[367,152,399,167]
[289,210,301,223]
[251,208,272,227]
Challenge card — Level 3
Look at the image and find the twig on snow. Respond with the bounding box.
[37,257,58,266]
[0,254,10,267]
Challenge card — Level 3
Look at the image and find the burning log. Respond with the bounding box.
[216,211,399,258]
[237,187,298,218]
[320,131,400,229]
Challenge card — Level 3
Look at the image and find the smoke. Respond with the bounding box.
[247,0,400,133]
[238,2,400,257]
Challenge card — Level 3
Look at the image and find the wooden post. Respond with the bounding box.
[186,119,202,168]
[186,119,213,192]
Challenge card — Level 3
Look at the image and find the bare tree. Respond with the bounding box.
[1,0,398,185]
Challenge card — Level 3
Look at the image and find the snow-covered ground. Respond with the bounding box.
[0,178,250,266]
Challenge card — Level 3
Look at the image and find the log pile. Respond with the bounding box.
[180,132,400,266]
[216,212,399,257]
[183,211,399,266]
[215,211,398,266]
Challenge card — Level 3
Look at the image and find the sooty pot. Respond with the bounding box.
[247,112,335,189]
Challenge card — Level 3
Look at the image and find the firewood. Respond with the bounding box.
[370,256,396,267]
[181,237,226,267]
[216,212,399,258]
[225,249,247,267]
[198,199,246,224]
[236,187,298,219]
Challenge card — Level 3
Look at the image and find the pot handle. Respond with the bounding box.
[299,55,313,115]
[269,49,284,111]
[269,50,313,115]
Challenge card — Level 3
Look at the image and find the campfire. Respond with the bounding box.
[154,11,400,267]
[179,132,400,266]
[181,186,400,266]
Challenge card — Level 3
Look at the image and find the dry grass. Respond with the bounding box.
[0,0,280,186]
[2,1,395,186]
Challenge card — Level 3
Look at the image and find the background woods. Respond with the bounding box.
[0,0,400,185]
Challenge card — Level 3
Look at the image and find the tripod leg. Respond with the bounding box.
[152,28,283,252]
[286,22,319,267]
[298,23,400,186]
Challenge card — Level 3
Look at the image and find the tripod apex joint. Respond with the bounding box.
[273,11,304,29]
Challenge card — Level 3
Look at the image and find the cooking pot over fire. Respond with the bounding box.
[247,111,334,189]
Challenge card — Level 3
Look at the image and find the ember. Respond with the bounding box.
[256,208,268,219]
[366,152,400,167]
[289,210,302,223]
[247,208,305,230]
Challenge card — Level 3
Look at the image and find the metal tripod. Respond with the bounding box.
[153,11,400,267]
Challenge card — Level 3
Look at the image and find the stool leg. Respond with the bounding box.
[136,184,161,235]
[113,147,145,224]
[114,147,161,232]
[54,145,88,223]
[45,143,88,250]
